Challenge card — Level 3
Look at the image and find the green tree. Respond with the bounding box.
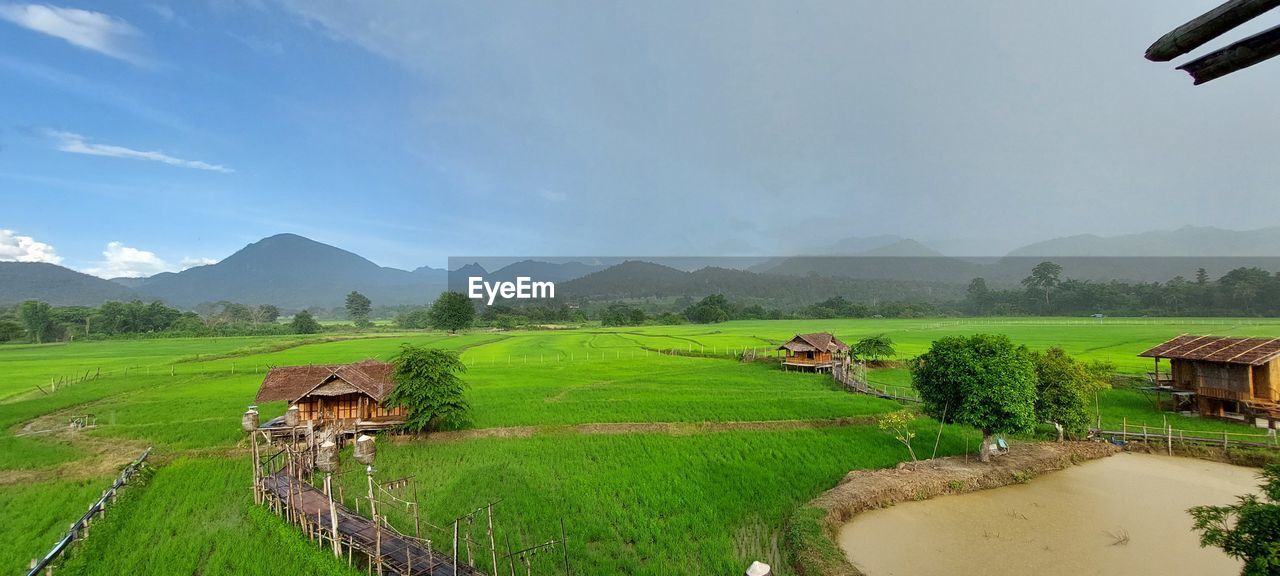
[1021,261,1063,307]
[18,300,55,343]
[852,334,896,362]
[910,334,1037,462]
[0,319,25,342]
[1189,464,1280,576]
[385,345,470,432]
[966,277,992,315]
[256,304,281,324]
[1031,347,1104,441]
[684,294,731,324]
[345,291,373,327]
[429,292,475,332]
[877,410,918,462]
[289,310,322,334]
[396,308,433,329]
[601,303,646,326]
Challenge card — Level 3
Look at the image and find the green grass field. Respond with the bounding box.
[2,317,1276,574]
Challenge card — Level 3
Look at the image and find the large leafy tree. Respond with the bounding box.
[601,303,646,327]
[1031,347,1109,441]
[852,334,896,362]
[965,277,992,315]
[345,291,373,327]
[1021,261,1063,307]
[255,304,280,324]
[289,310,322,334]
[684,294,731,324]
[18,300,55,343]
[429,292,475,333]
[910,334,1037,462]
[385,345,470,432]
[1190,464,1280,576]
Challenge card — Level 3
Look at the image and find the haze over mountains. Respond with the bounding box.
[4,226,1280,308]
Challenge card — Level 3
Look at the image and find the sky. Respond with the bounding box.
[2,1,1279,277]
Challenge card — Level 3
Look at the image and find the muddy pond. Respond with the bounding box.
[840,453,1261,576]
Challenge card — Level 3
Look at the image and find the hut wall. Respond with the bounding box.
[1191,361,1251,399]
[293,393,402,422]
[1171,359,1197,390]
[1253,360,1280,402]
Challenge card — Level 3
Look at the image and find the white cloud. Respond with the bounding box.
[0,229,62,264]
[83,241,172,278]
[46,130,233,173]
[83,242,218,278]
[0,4,144,64]
[179,256,218,269]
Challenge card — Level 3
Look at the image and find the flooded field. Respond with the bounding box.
[840,453,1261,576]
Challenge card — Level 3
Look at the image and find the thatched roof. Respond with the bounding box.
[255,359,396,403]
[1139,335,1280,366]
[778,332,850,353]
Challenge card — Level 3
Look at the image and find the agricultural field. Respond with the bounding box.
[2,317,1277,574]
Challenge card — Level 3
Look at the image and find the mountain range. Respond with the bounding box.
[3,226,1280,308]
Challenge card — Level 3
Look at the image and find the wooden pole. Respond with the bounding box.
[560,517,571,576]
[1177,23,1280,84]
[453,520,459,576]
[1146,0,1280,61]
[488,503,499,576]
[327,473,341,557]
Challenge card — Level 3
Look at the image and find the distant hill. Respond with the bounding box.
[557,260,963,304]
[0,262,138,306]
[820,234,907,254]
[134,234,444,308]
[488,260,607,283]
[1008,226,1280,257]
[109,277,151,289]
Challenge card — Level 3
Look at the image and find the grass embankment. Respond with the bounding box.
[783,441,1121,576]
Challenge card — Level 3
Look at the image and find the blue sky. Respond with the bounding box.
[3,2,1280,277]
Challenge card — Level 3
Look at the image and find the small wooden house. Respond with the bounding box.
[1140,335,1280,427]
[254,359,406,432]
[778,332,849,372]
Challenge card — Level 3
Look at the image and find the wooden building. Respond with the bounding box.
[1140,335,1280,427]
[778,332,849,372]
[254,359,406,433]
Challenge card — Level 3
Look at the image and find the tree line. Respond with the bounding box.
[963,262,1280,317]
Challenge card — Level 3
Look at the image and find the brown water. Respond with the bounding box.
[839,453,1261,576]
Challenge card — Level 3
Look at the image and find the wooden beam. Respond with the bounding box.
[1177,23,1280,84]
[1146,0,1280,61]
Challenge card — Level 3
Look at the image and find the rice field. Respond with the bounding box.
[2,317,1275,575]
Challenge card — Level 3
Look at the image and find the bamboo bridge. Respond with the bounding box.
[261,470,483,576]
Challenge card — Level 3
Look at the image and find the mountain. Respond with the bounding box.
[821,234,906,254]
[109,277,151,289]
[411,265,448,282]
[556,260,963,304]
[855,239,945,257]
[1008,226,1280,257]
[557,261,693,298]
[0,262,138,306]
[997,226,1280,282]
[135,234,444,308]
[488,260,607,283]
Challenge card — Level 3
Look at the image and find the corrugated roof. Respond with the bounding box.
[1139,335,1280,366]
[255,359,396,403]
